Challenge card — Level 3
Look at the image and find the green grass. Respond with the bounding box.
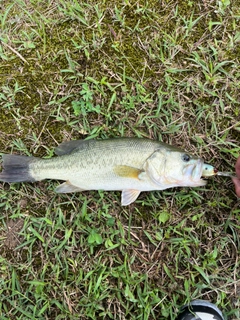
[0,0,239,319]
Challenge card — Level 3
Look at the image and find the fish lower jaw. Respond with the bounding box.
[165,177,206,188]
[187,179,207,187]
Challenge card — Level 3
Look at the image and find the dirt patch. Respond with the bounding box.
[1,218,24,252]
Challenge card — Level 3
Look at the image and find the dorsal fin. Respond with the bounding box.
[55,139,95,155]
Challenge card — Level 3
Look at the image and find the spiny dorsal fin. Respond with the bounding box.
[55,139,95,156]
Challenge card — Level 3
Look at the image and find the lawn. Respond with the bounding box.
[0,0,239,319]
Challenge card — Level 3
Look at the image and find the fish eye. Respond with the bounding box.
[182,154,191,162]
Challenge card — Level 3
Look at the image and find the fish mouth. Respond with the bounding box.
[183,159,206,186]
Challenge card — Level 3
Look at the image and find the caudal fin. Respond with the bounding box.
[0,154,36,183]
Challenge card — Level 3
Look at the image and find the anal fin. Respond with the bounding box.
[121,189,141,206]
[55,181,85,193]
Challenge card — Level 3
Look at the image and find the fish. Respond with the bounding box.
[0,138,215,205]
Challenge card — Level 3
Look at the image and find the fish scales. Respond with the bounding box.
[11,139,152,186]
[0,138,216,205]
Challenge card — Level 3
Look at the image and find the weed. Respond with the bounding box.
[0,0,239,319]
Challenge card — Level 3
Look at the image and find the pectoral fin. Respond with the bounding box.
[121,189,141,206]
[55,181,85,193]
[114,165,144,179]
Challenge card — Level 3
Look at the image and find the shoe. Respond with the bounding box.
[175,299,224,320]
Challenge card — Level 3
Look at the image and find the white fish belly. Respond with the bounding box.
[67,169,163,192]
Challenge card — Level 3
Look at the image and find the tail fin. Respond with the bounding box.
[0,154,37,183]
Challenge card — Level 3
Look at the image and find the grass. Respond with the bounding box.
[0,0,239,319]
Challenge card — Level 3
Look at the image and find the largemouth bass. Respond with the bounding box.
[0,138,215,205]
